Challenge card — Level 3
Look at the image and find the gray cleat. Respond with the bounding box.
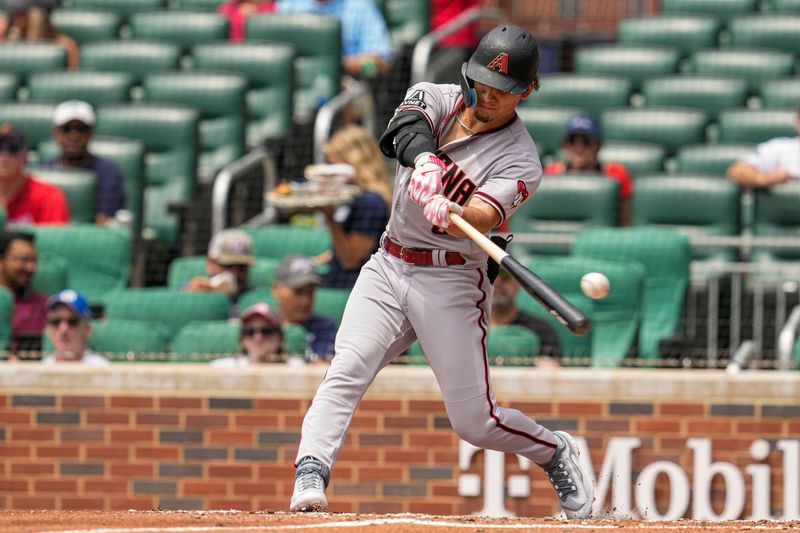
[539,430,594,519]
[290,456,330,512]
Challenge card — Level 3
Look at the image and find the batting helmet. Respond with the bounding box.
[460,25,540,107]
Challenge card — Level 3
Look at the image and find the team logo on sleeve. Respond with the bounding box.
[400,89,427,110]
[511,180,529,208]
[487,53,509,74]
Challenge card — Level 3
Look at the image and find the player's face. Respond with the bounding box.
[472,81,530,125]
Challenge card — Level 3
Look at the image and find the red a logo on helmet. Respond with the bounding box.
[486,53,509,74]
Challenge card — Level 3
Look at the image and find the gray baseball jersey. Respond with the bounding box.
[295,82,559,481]
[386,82,543,265]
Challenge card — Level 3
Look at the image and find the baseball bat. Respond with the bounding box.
[449,212,591,336]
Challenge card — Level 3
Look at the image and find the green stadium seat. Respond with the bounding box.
[167,255,280,289]
[675,142,754,174]
[661,0,759,22]
[718,108,797,143]
[191,41,295,145]
[38,136,147,238]
[313,287,349,325]
[28,71,134,107]
[31,253,69,296]
[28,223,132,302]
[174,0,222,10]
[728,15,800,54]
[601,107,708,155]
[753,180,800,260]
[689,48,794,94]
[130,11,228,53]
[52,9,122,44]
[374,0,429,50]
[598,141,666,177]
[0,102,57,151]
[170,320,240,361]
[486,325,540,366]
[517,106,584,157]
[88,319,169,360]
[527,255,645,368]
[245,13,341,123]
[574,44,681,91]
[101,288,230,340]
[0,288,13,352]
[0,43,67,82]
[27,165,97,224]
[96,103,199,248]
[573,227,691,362]
[283,323,310,357]
[80,40,182,83]
[768,0,800,12]
[143,71,246,182]
[69,0,167,23]
[523,74,631,118]
[631,174,740,261]
[237,287,277,311]
[617,14,721,57]
[509,174,618,258]
[0,73,18,101]
[760,78,800,109]
[642,75,748,120]
[245,225,332,259]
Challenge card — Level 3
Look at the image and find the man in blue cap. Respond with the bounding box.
[544,113,633,226]
[41,289,109,364]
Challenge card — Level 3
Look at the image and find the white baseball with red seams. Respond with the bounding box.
[294,81,561,471]
[581,272,610,300]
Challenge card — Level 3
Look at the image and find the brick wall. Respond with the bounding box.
[1,365,798,518]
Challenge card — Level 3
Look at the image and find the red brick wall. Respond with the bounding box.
[0,366,797,517]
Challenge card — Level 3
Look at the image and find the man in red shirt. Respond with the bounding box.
[544,114,632,226]
[0,122,69,227]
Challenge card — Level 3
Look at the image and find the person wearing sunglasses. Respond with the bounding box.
[41,289,109,365]
[43,100,127,226]
[0,122,69,227]
[543,114,632,226]
[211,302,286,367]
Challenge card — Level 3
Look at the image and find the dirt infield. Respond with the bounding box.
[1,511,798,533]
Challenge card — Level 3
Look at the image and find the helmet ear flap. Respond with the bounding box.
[460,62,476,107]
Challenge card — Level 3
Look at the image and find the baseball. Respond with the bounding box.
[580,272,610,299]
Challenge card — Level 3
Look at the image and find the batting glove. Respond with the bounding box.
[423,194,463,229]
[408,152,445,206]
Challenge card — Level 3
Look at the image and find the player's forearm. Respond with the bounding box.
[444,204,498,238]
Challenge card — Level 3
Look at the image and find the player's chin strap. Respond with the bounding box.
[487,234,513,284]
[460,63,476,108]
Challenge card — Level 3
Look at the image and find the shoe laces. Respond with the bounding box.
[543,458,577,501]
[297,469,324,492]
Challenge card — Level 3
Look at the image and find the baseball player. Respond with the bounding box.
[290,24,594,518]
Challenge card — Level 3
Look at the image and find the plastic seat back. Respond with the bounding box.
[245,225,332,259]
[28,165,97,224]
[130,11,229,53]
[524,74,631,118]
[80,40,181,83]
[601,106,708,155]
[718,108,797,143]
[574,44,680,91]
[52,9,122,44]
[642,75,748,120]
[28,71,134,107]
[0,43,67,82]
[617,14,721,57]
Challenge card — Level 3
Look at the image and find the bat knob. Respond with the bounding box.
[571,318,591,336]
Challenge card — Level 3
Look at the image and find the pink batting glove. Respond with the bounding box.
[423,194,463,229]
[408,152,445,206]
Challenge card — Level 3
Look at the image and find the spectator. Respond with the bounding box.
[211,302,287,366]
[0,231,47,353]
[490,269,562,368]
[41,289,109,364]
[428,0,479,84]
[319,125,391,288]
[271,255,337,361]
[544,114,633,226]
[276,0,393,79]
[218,0,275,42]
[0,0,80,69]
[44,100,127,226]
[185,229,257,313]
[727,108,800,188]
[0,122,70,227]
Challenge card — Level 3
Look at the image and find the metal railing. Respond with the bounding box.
[313,77,376,164]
